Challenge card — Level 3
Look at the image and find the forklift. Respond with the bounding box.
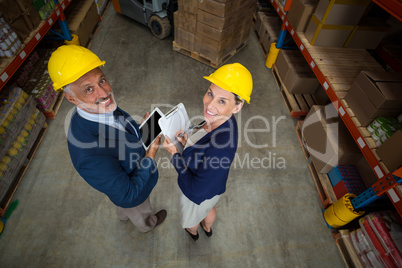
[111,0,177,39]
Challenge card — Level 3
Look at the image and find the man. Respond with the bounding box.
[48,45,166,233]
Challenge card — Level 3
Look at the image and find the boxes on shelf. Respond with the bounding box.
[314,0,370,26]
[333,179,366,199]
[377,130,402,173]
[344,71,402,126]
[257,14,281,54]
[305,15,353,47]
[0,0,35,41]
[65,0,99,47]
[302,105,363,173]
[275,50,319,94]
[287,0,318,33]
[328,165,361,187]
[328,165,366,199]
[33,0,56,20]
[344,17,390,49]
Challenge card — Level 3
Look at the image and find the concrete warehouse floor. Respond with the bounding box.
[0,4,344,268]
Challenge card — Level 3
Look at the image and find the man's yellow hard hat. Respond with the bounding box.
[203,63,253,103]
[48,45,105,92]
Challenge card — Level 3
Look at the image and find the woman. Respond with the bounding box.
[163,63,252,241]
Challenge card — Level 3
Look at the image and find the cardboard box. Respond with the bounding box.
[344,71,402,125]
[178,0,199,14]
[302,105,363,173]
[194,27,247,61]
[259,15,281,53]
[305,15,353,47]
[174,26,195,51]
[287,0,319,33]
[314,0,370,26]
[376,130,402,173]
[0,0,32,41]
[275,50,319,94]
[196,21,236,42]
[198,0,239,17]
[344,18,390,49]
[174,11,197,33]
[66,0,99,46]
[196,3,254,31]
[15,0,41,31]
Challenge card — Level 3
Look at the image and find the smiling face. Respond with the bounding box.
[64,68,117,114]
[203,83,243,130]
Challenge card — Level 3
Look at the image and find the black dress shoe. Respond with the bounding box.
[185,229,199,241]
[155,210,167,227]
[200,222,212,237]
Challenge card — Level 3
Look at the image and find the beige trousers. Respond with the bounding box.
[116,197,157,233]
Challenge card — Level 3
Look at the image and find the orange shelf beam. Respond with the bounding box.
[373,0,402,21]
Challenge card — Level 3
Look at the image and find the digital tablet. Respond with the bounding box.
[139,108,163,150]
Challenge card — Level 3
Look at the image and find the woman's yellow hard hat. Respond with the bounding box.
[204,63,253,103]
[48,45,105,92]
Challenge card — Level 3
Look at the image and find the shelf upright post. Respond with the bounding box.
[275,0,292,49]
[53,0,72,41]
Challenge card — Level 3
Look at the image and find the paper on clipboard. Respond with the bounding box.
[158,103,191,145]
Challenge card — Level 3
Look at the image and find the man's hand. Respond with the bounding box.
[141,112,150,125]
[145,135,161,159]
[162,136,178,156]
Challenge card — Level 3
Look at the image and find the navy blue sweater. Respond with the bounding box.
[67,107,158,208]
[171,116,238,205]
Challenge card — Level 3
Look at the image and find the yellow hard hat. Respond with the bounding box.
[204,63,252,103]
[48,45,105,92]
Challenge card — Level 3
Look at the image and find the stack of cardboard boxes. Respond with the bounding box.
[287,0,390,49]
[0,0,41,42]
[65,0,99,47]
[254,11,281,56]
[275,49,319,94]
[174,0,256,65]
[345,71,402,173]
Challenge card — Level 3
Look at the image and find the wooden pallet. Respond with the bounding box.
[172,41,248,69]
[272,65,320,119]
[43,92,64,120]
[0,120,48,217]
[295,120,338,208]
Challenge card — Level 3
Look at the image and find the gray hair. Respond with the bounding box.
[63,84,73,95]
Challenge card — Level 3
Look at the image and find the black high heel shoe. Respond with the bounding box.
[185,229,199,241]
[200,222,212,237]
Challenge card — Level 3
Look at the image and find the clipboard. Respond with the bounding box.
[158,103,190,148]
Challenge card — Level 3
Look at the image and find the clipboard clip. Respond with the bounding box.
[165,106,178,118]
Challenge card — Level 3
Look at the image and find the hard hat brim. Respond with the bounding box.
[203,75,250,104]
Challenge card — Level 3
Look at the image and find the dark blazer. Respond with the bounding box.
[67,107,158,208]
[171,116,238,205]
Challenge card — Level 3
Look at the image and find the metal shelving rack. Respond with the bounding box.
[0,0,72,91]
[269,0,402,216]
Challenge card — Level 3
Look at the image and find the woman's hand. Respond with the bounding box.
[145,135,161,159]
[141,112,150,125]
[176,129,188,147]
[162,136,178,156]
